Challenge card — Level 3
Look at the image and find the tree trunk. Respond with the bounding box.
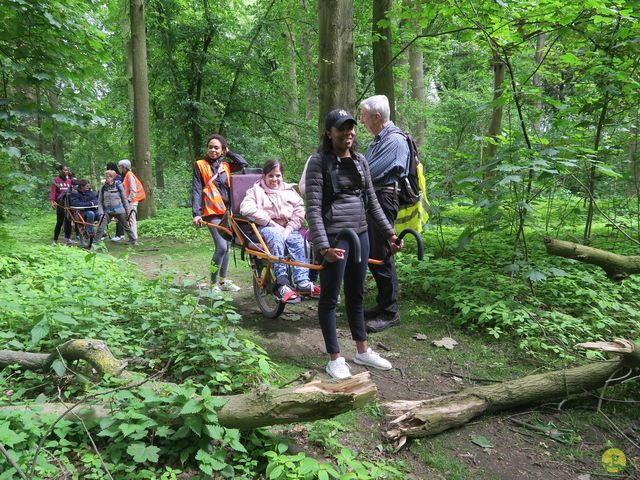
[408,33,425,146]
[0,339,376,429]
[543,236,640,281]
[372,0,395,121]
[284,24,302,162]
[531,33,546,135]
[2,373,376,429]
[584,92,610,241]
[485,48,505,174]
[384,340,639,444]
[47,88,65,165]
[318,0,356,132]
[130,0,156,218]
[0,339,126,378]
[300,0,316,122]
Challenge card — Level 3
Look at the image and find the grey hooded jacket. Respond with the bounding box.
[305,151,394,251]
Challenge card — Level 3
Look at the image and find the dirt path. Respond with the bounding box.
[121,238,633,480]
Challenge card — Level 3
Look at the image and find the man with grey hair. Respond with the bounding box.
[118,159,146,241]
[359,94,409,332]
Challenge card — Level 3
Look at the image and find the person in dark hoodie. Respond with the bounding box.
[70,179,99,233]
[93,170,137,246]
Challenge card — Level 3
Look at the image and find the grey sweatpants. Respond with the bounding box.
[206,216,230,283]
[94,212,136,243]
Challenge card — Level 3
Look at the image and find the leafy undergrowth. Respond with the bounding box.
[397,205,640,361]
[0,225,404,479]
[137,207,210,241]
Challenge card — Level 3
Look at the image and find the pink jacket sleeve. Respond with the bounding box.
[286,192,305,231]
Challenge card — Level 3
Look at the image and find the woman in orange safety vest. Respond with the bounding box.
[118,159,146,241]
[192,133,247,291]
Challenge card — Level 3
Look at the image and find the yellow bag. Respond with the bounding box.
[395,163,429,232]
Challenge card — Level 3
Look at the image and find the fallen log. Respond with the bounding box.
[383,339,639,446]
[0,339,127,378]
[543,236,640,281]
[0,339,376,428]
[0,373,376,429]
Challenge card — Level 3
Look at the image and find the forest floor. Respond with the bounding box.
[103,235,640,480]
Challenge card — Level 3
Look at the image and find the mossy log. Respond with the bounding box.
[0,339,127,378]
[0,373,376,429]
[543,236,640,281]
[383,339,639,445]
[0,339,376,428]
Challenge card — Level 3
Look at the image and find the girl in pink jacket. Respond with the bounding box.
[240,160,320,303]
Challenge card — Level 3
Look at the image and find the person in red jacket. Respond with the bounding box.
[118,159,146,241]
[49,164,75,245]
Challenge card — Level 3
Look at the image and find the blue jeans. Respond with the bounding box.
[83,210,97,233]
[258,227,310,286]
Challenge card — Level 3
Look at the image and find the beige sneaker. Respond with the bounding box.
[218,280,240,292]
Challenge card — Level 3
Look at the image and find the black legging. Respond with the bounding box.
[318,231,370,354]
[53,205,72,241]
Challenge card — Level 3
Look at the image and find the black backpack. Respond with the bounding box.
[320,152,368,214]
[390,129,421,206]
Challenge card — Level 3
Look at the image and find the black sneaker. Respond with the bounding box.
[365,312,400,333]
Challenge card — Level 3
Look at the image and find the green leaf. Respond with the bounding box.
[4,146,21,158]
[179,398,203,415]
[30,319,49,346]
[126,443,160,463]
[51,358,66,376]
[0,422,26,447]
[51,312,78,325]
[471,435,493,448]
[205,424,224,439]
[269,465,284,479]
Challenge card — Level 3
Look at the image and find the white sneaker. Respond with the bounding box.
[218,280,240,292]
[63,237,77,245]
[111,236,124,242]
[326,357,351,379]
[353,348,392,371]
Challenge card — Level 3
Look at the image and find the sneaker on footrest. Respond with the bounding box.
[276,284,301,304]
[297,282,321,299]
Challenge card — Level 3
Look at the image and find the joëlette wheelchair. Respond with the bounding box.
[201,172,424,319]
[54,194,101,249]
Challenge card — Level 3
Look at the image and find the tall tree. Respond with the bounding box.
[372,0,395,120]
[130,0,156,218]
[318,0,356,127]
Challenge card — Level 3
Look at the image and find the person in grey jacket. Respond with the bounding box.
[305,108,403,379]
[93,170,137,246]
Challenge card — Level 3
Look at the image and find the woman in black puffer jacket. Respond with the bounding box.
[305,109,403,379]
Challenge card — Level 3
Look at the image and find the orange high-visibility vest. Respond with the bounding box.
[123,170,146,203]
[196,160,231,216]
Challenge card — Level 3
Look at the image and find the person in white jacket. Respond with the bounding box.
[240,159,320,303]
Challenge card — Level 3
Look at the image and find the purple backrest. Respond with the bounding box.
[229,174,261,213]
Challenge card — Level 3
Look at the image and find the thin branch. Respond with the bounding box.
[569,174,640,246]
[0,443,27,480]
